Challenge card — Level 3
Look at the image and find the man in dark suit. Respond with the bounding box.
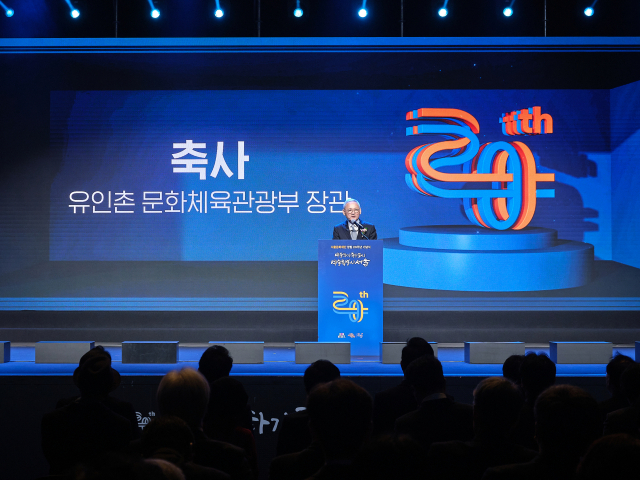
[332,199,377,240]
[483,385,601,480]
[275,359,341,456]
[394,354,474,449]
[604,363,640,438]
[373,337,434,435]
[428,377,537,480]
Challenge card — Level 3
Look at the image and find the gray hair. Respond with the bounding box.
[343,198,361,210]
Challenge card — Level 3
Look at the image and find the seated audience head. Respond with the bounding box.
[576,434,640,480]
[144,459,186,480]
[621,362,640,403]
[73,345,121,398]
[534,385,600,459]
[352,434,427,480]
[141,416,195,464]
[306,378,373,460]
[303,359,341,394]
[502,355,525,385]
[198,345,233,385]
[520,352,556,402]
[157,367,210,430]
[605,353,634,395]
[400,337,435,373]
[472,377,524,437]
[405,354,446,400]
[208,376,249,425]
[72,452,172,480]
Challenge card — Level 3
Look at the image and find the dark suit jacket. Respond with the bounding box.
[481,454,579,480]
[41,397,132,475]
[394,396,474,448]
[428,437,538,480]
[191,428,253,480]
[269,441,324,480]
[372,379,418,436]
[603,398,640,438]
[332,220,377,240]
[276,410,311,456]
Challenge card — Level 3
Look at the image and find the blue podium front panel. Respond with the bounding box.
[318,240,383,356]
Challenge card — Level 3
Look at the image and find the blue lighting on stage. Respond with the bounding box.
[294,8,303,18]
[584,7,594,17]
[503,7,513,17]
[438,8,448,17]
[151,8,160,19]
[358,8,367,18]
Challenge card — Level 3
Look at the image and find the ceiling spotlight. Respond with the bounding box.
[214,8,224,18]
[584,7,594,17]
[64,0,79,19]
[358,8,367,18]
[438,8,448,17]
[1,0,14,18]
[503,7,513,17]
[151,8,160,18]
[294,8,303,17]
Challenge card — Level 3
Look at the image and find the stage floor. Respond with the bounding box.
[1,343,634,378]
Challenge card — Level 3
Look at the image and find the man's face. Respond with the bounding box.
[343,201,361,223]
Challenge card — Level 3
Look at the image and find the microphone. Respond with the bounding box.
[354,220,370,240]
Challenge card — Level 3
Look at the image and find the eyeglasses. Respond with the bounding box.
[345,209,360,214]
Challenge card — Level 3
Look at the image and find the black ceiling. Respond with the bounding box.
[1,0,640,39]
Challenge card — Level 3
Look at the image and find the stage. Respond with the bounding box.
[0,342,634,377]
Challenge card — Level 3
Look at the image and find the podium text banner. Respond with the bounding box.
[318,240,383,356]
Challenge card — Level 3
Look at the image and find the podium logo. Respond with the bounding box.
[405,108,555,230]
[332,291,368,323]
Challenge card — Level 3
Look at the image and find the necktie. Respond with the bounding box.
[349,223,359,240]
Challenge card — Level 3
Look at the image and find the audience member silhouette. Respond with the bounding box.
[304,378,373,480]
[352,434,427,480]
[269,361,342,480]
[598,354,635,420]
[395,354,473,449]
[71,452,183,480]
[603,362,640,438]
[502,355,525,385]
[204,377,258,478]
[576,434,640,480]
[483,384,602,480]
[428,377,536,480]
[276,359,341,456]
[56,345,139,438]
[199,346,253,432]
[156,367,252,480]
[373,337,434,435]
[41,347,133,475]
[141,415,231,480]
[510,352,556,450]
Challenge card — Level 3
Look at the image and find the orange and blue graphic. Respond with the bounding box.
[405,108,555,230]
[332,291,368,323]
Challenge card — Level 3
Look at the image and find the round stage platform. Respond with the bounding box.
[383,226,594,292]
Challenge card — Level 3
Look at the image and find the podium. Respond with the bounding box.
[318,240,383,356]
